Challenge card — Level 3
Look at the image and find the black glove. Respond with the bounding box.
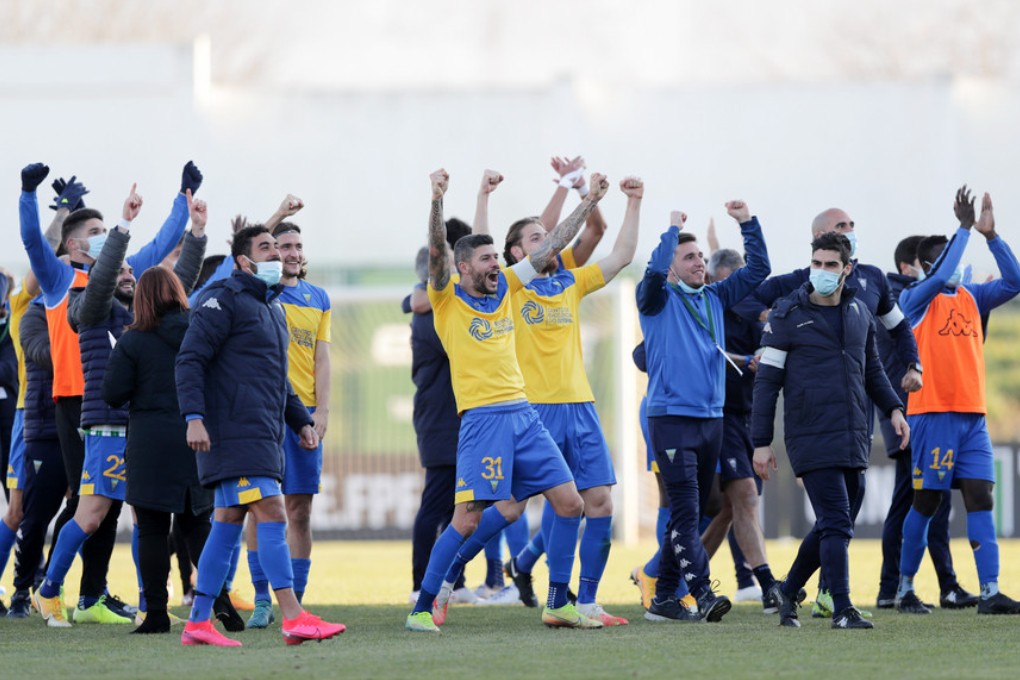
[180,160,203,195]
[49,175,89,212]
[21,163,50,193]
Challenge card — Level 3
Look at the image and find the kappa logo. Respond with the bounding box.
[457,478,467,488]
[938,309,978,337]
[469,317,493,341]
[238,477,250,488]
[520,300,545,325]
[202,297,222,311]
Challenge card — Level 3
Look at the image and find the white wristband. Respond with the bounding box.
[577,183,589,198]
[558,176,575,190]
[117,218,132,231]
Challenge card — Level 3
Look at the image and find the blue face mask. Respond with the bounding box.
[844,232,858,259]
[252,259,283,287]
[809,268,843,296]
[677,279,705,295]
[85,233,108,258]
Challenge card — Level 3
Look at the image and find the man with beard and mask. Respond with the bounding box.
[895,187,1020,616]
[405,168,609,633]
[753,231,909,630]
[753,205,923,619]
[22,162,201,627]
[242,219,332,629]
[33,186,210,629]
[176,225,345,647]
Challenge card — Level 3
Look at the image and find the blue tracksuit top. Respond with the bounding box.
[637,218,770,419]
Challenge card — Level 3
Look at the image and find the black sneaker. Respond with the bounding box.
[504,558,538,608]
[895,590,931,614]
[103,593,136,619]
[696,586,731,623]
[764,583,806,615]
[977,591,1020,615]
[766,582,802,628]
[213,587,246,631]
[875,593,896,609]
[644,596,701,622]
[7,589,32,619]
[832,606,874,629]
[940,585,979,609]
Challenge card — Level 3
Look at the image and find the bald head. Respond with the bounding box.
[811,208,855,239]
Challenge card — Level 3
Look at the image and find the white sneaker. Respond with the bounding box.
[450,586,480,604]
[473,583,501,601]
[734,584,763,602]
[477,585,521,606]
[408,590,420,605]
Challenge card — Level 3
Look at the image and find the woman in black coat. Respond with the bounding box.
[101,266,215,634]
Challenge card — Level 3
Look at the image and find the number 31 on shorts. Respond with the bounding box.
[481,456,504,480]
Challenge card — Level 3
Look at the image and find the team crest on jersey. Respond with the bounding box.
[469,318,493,341]
[521,300,545,325]
[490,480,499,492]
[938,309,978,337]
[303,293,312,302]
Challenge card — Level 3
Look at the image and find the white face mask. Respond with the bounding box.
[844,232,858,259]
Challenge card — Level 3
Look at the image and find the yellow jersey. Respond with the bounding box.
[513,264,605,403]
[277,280,331,407]
[429,269,526,413]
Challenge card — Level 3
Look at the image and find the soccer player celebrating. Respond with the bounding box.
[752,232,909,629]
[405,168,608,633]
[896,187,1020,615]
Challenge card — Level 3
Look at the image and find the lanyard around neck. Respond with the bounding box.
[671,284,716,344]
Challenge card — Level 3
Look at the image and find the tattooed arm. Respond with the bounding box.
[528,173,610,274]
[428,169,452,291]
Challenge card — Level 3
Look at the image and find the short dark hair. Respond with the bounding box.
[272,221,301,237]
[454,234,494,266]
[503,217,543,266]
[677,232,697,247]
[917,235,949,273]
[894,235,925,270]
[61,208,104,247]
[445,218,471,251]
[811,232,852,266]
[231,224,271,267]
[197,255,226,288]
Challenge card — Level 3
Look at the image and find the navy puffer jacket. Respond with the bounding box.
[20,302,57,441]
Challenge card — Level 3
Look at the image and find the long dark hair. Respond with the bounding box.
[129,267,189,332]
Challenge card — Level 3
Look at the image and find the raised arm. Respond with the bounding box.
[428,169,452,291]
[45,175,89,247]
[264,194,304,231]
[126,162,201,275]
[596,177,642,284]
[539,156,607,266]
[967,192,1020,313]
[471,169,503,236]
[528,172,609,274]
[172,189,209,295]
[714,201,772,309]
[20,163,73,299]
[70,224,131,329]
[636,211,687,316]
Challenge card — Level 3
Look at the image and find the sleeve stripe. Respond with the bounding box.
[760,347,788,369]
[878,304,905,330]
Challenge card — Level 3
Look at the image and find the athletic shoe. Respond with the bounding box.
[630,566,656,610]
[281,610,346,645]
[476,584,521,606]
[541,602,603,629]
[895,590,931,614]
[766,583,802,628]
[643,596,701,622]
[229,589,256,612]
[762,585,805,615]
[734,583,762,602]
[875,593,896,609]
[33,591,71,628]
[811,589,833,618]
[473,583,502,601]
[181,619,242,646]
[214,588,246,632]
[432,583,453,626]
[7,589,32,619]
[247,600,275,629]
[450,586,480,604]
[977,592,1020,615]
[696,586,731,623]
[103,593,136,619]
[679,593,698,612]
[940,585,979,609]
[577,602,629,626]
[505,558,539,608]
[73,596,133,624]
[405,610,441,633]
[832,606,874,629]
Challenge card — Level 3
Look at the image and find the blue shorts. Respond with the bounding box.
[640,396,658,473]
[909,412,994,490]
[282,407,322,495]
[215,476,282,508]
[6,409,25,490]
[719,411,758,489]
[455,400,573,504]
[535,402,616,491]
[79,431,127,501]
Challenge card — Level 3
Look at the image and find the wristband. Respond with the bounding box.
[117,218,132,231]
[577,183,589,198]
[558,176,575,190]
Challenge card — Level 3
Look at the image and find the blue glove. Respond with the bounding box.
[647,225,680,275]
[49,175,89,212]
[21,163,50,193]
[180,160,203,195]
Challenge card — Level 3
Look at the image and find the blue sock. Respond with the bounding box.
[248,550,271,602]
[413,526,466,614]
[292,558,311,603]
[546,513,582,609]
[189,521,243,623]
[224,535,242,591]
[644,507,670,578]
[504,515,530,557]
[577,516,612,605]
[967,510,999,591]
[131,524,146,612]
[443,506,509,585]
[483,534,503,587]
[898,508,931,596]
[256,522,294,591]
[0,521,17,580]
[39,519,90,599]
